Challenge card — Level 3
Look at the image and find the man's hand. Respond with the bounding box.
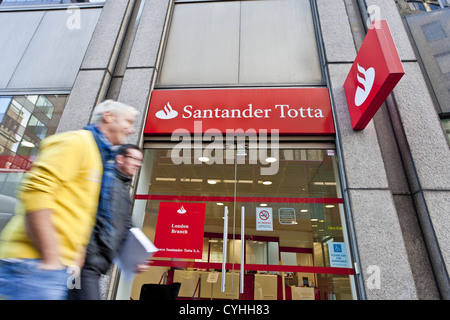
[38,261,65,270]
[25,209,64,270]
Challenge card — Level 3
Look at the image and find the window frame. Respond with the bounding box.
[156,0,327,89]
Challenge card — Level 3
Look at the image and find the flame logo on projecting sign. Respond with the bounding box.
[354,63,375,107]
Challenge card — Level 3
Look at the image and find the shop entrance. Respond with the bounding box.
[125,142,356,300]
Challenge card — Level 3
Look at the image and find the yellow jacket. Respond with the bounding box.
[0,130,103,266]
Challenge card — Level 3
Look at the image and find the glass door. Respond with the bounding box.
[123,143,357,300]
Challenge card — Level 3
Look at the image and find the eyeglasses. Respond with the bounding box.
[124,155,143,163]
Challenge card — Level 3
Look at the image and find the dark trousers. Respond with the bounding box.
[67,268,102,300]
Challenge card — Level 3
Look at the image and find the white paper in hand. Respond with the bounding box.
[114,228,158,281]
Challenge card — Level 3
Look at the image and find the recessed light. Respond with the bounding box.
[207,179,218,184]
[265,157,277,163]
[198,156,209,162]
[260,203,268,207]
[262,181,272,185]
[325,205,335,208]
[217,202,224,206]
[155,177,176,182]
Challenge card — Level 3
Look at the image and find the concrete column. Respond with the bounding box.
[317,0,419,299]
[54,0,142,300]
[366,0,450,300]
[57,0,136,133]
[113,0,172,300]
[117,0,172,145]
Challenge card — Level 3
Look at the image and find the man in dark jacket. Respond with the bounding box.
[67,144,145,300]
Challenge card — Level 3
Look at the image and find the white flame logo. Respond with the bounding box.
[355,63,375,107]
[177,206,187,214]
[155,102,178,120]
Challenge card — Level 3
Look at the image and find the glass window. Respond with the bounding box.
[35,95,55,119]
[4,9,102,90]
[0,97,10,123]
[159,1,241,86]
[442,118,450,144]
[127,146,356,300]
[0,94,68,232]
[158,0,323,87]
[0,8,102,91]
[0,0,106,7]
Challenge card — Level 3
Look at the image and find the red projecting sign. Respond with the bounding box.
[344,20,405,130]
[144,88,335,135]
[153,202,206,259]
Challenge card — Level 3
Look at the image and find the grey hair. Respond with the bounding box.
[91,100,139,124]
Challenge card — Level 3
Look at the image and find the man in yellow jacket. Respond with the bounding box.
[0,100,138,300]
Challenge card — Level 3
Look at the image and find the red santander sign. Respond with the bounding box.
[153,202,206,259]
[344,20,405,130]
[144,88,335,135]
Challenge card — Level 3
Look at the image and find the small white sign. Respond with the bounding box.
[328,242,349,268]
[278,208,296,225]
[207,272,219,283]
[256,207,273,231]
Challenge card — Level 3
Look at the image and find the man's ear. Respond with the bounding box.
[116,154,124,165]
[102,111,114,123]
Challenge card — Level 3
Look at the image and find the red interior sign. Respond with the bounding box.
[144,88,335,135]
[153,202,206,259]
[344,20,405,130]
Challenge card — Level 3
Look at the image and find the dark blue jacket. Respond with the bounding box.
[84,167,133,274]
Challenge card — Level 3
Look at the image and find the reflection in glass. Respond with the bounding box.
[0,94,68,233]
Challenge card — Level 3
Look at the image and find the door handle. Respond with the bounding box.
[240,206,245,294]
[221,206,229,292]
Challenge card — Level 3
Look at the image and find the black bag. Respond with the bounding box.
[139,282,181,300]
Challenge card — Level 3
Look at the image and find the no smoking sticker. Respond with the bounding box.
[256,207,273,231]
[259,210,270,220]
